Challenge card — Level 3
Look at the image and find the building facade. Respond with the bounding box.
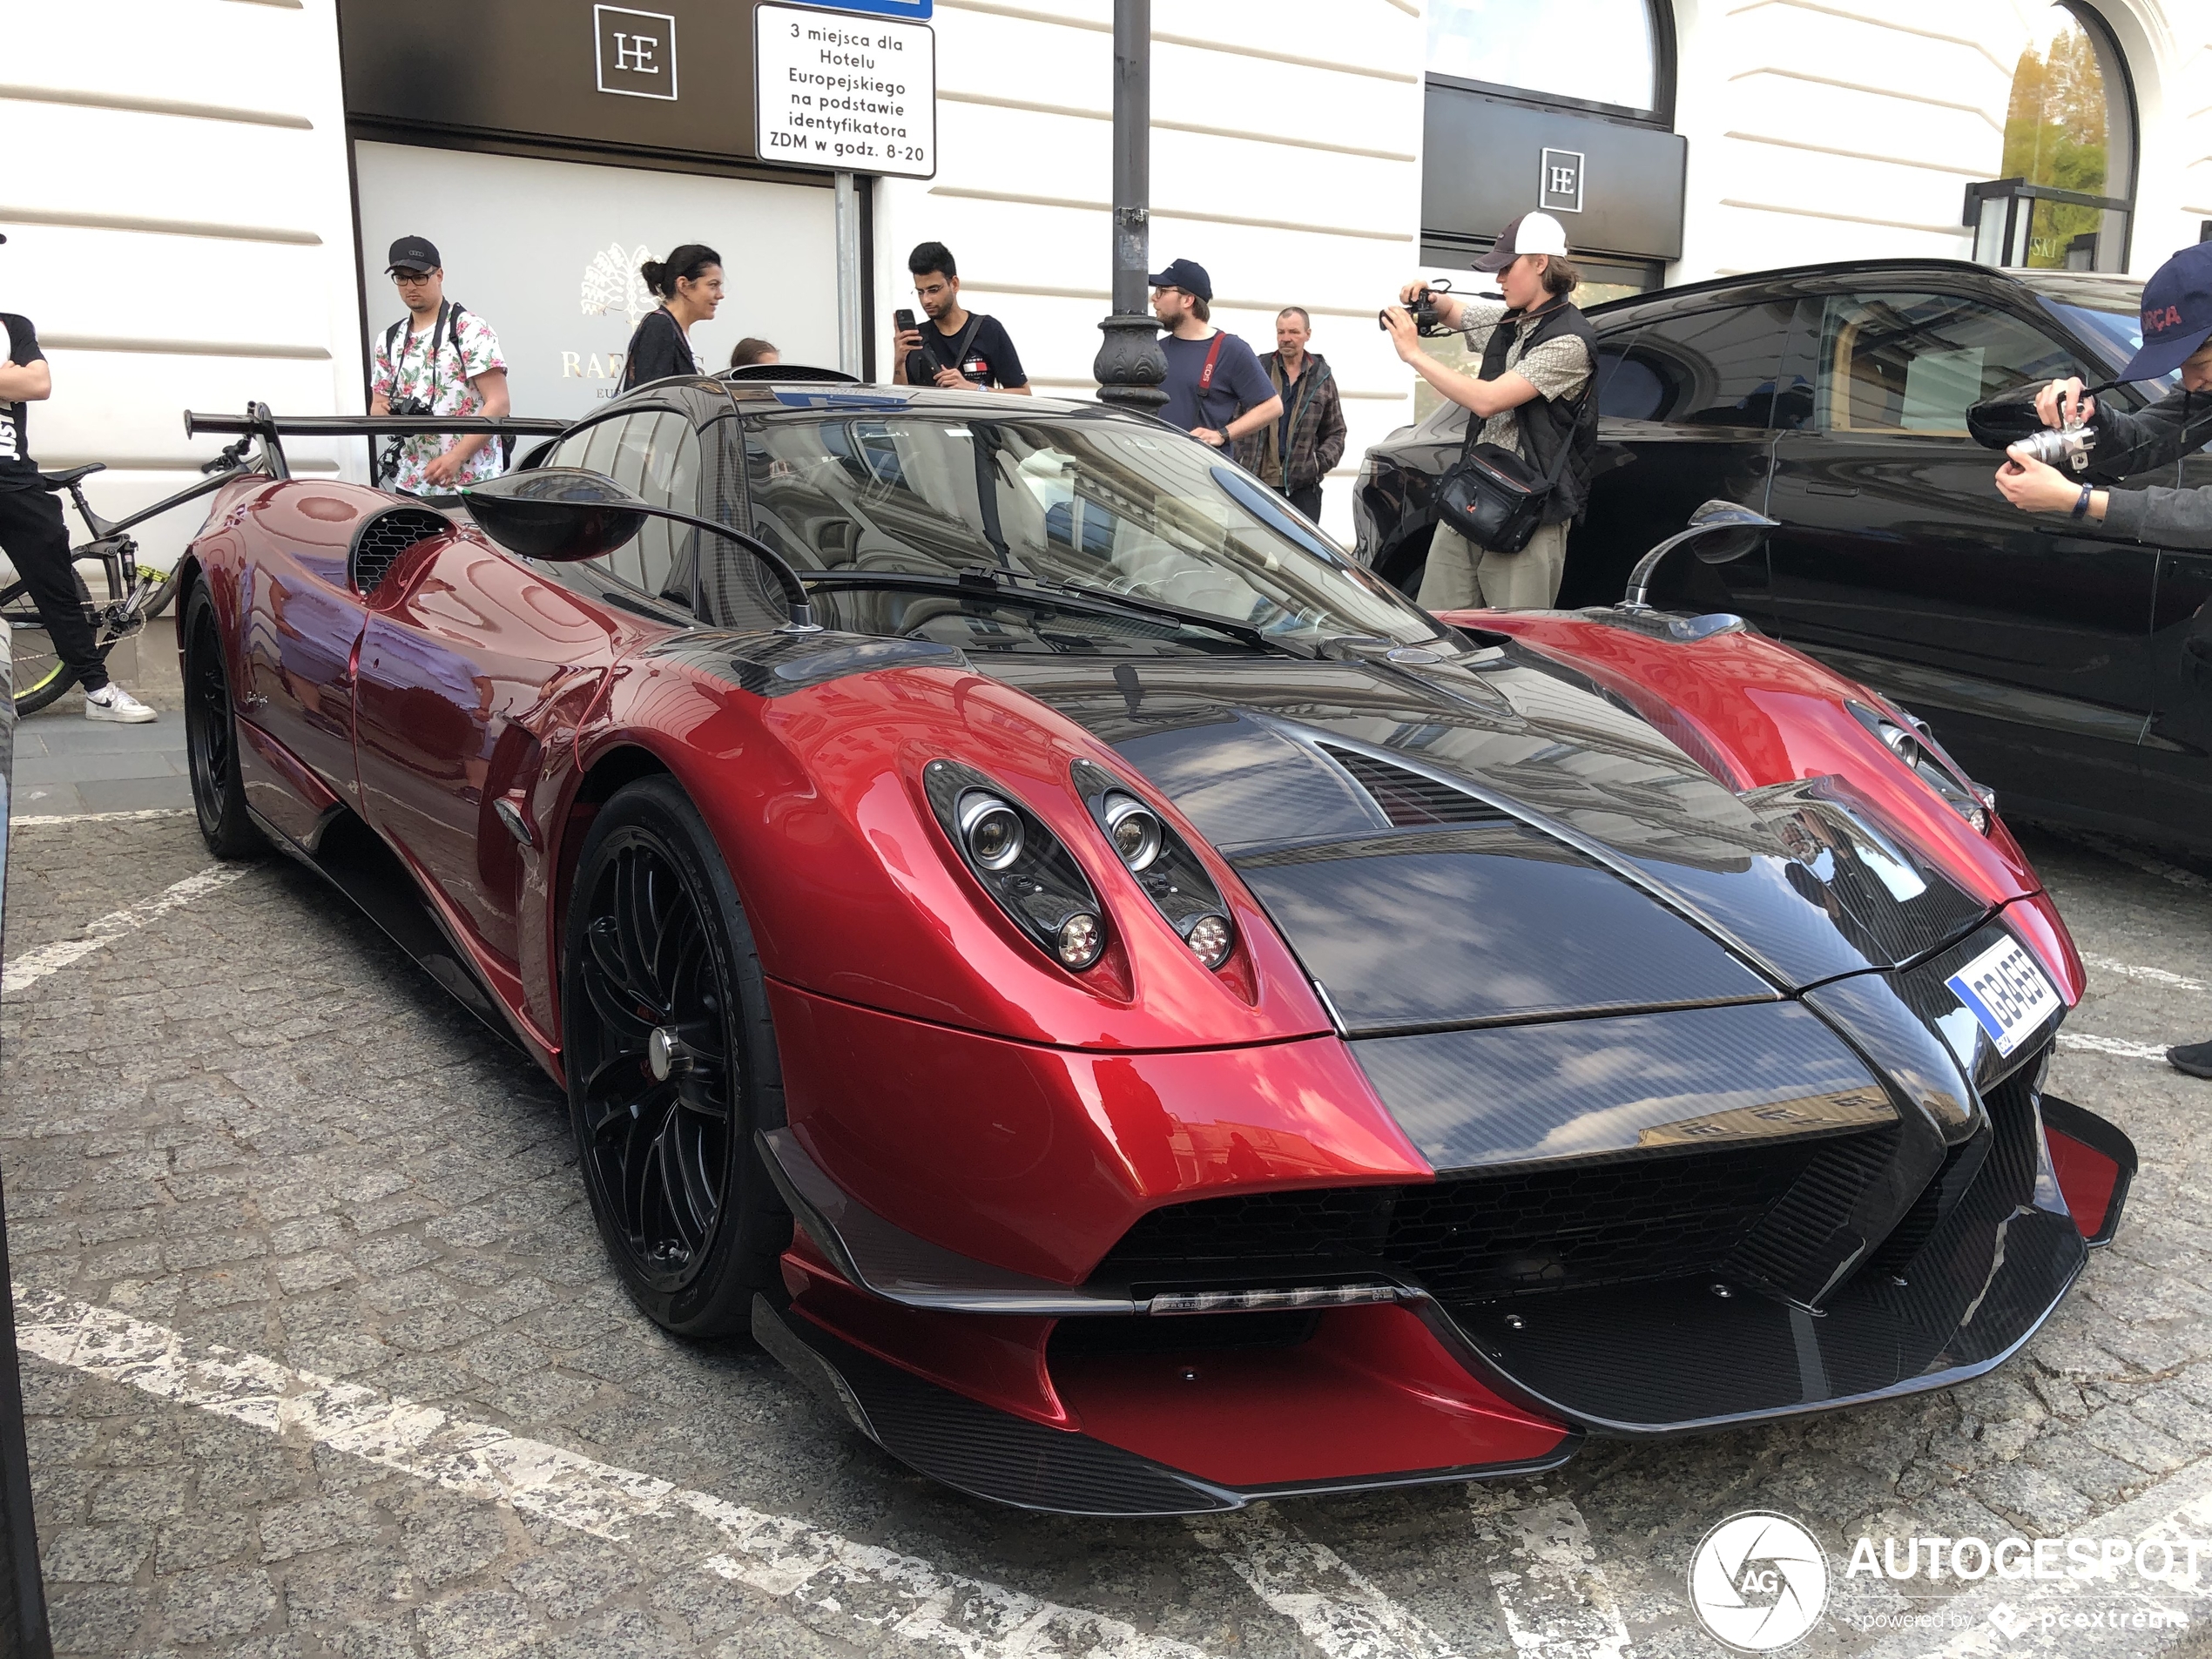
[8,0,2207,559]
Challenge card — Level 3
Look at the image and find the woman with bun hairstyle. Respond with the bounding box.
[619,244,723,390]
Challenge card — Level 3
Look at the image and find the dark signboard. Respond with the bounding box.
[1423,86,1685,263]
[339,0,760,160]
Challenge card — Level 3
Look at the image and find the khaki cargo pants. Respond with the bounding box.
[1416,518,1568,611]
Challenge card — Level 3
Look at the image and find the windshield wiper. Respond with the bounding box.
[799,570,1312,657]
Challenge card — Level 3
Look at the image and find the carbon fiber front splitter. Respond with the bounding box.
[751,1296,1580,1516]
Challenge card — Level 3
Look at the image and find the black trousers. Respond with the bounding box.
[1286,484,1323,521]
[0,484,106,691]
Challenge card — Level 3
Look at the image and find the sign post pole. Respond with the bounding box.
[835,170,865,377]
[1093,0,1165,410]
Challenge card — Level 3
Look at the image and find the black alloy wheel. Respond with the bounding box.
[563,776,788,1336]
[181,582,266,859]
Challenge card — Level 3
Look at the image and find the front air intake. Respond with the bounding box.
[348,507,450,592]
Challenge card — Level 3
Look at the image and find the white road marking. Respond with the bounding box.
[1487,1500,1633,1659]
[2058,1033,2175,1063]
[7,806,193,826]
[1857,1456,2212,1659]
[13,1286,1211,1659]
[1,861,251,996]
[2080,954,2209,996]
[1190,1508,1462,1659]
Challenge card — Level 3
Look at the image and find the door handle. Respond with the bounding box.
[1805,482,1860,497]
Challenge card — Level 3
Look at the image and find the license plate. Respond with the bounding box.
[1946,937,2060,1057]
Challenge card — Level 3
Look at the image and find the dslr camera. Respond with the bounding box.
[387,395,434,419]
[1379,283,1455,336]
[2010,419,2096,475]
[1966,386,2100,474]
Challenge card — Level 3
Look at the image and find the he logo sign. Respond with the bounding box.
[596,5,679,100]
[1540,147,1585,213]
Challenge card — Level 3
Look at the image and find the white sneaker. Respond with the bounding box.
[84,685,157,724]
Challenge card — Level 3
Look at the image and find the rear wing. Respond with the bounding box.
[185,402,569,481]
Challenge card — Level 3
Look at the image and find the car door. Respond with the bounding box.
[351,411,697,972]
[1566,297,1805,617]
[1765,288,2158,818]
[2142,528,2212,849]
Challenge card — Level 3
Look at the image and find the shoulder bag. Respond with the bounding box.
[1433,350,1594,555]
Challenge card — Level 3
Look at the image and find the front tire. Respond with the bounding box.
[181,583,266,859]
[563,776,789,1337]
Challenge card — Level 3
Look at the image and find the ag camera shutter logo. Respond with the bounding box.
[1689,1512,1830,1650]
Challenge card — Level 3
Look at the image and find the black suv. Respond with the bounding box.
[1353,259,2212,854]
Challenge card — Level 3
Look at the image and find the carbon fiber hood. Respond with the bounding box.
[979,646,1995,1010]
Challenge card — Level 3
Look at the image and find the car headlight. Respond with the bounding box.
[924,759,1107,971]
[1850,703,1993,834]
[1070,759,1235,968]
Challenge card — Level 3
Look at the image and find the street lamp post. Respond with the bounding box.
[1092,0,1166,410]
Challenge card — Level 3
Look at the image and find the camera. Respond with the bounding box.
[1379,284,1455,336]
[387,395,433,419]
[2010,420,2095,475]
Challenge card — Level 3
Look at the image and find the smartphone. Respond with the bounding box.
[894,308,917,334]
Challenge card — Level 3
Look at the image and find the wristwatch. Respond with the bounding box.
[2073,484,2094,518]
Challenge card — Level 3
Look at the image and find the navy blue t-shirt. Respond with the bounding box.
[1160,330,1274,434]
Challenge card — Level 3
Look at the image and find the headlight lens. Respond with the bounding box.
[1070,759,1237,970]
[957,792,1024,870]
[1056,913,1103,968]
[1101,793,1163,870]
[1851,703,1992,835]
[1185,914,1232,968]
[924,760,1109,973]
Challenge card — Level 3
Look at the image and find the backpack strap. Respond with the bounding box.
[1197,331,1228,394]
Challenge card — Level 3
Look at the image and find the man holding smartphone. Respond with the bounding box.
[891,242,1030,394]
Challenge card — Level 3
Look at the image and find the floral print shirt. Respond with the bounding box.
[369,303,509,493]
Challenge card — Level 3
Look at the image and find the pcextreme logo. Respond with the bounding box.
[1688,1511,1831,1651]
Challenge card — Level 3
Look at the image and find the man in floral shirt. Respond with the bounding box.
[368,236,510,495]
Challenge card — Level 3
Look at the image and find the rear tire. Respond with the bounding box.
[182,583,266,859]
[563,776,790,1338]
[3,566,97,716]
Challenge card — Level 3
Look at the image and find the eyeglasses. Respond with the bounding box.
[391,269,436,284]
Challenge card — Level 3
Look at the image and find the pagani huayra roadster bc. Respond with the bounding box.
[173,383,2134,1514]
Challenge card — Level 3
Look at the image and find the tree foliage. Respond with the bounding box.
[2002,17,2113,267]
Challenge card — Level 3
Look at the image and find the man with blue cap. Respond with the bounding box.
[1995,240,2212,1081]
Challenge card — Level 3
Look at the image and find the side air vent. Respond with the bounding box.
[1318,745,1507,827]
[348,507,450,593]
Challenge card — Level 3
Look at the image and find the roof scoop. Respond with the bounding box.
[1618,500,1777,613]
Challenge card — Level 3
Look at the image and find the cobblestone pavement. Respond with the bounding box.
[6,807,2212,1658]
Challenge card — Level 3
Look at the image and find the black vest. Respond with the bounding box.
[1477,300,1598,525]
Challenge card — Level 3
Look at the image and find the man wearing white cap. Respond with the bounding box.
[1381,212,1595,610]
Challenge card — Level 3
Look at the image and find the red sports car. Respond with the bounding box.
[172,379,2134,1514]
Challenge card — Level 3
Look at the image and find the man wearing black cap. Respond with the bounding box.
[1148,260,1282,450]
[368,236,510,496]
[0,232,157,721]
[1994,239,2212,1082]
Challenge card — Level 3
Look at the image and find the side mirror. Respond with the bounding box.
[1619,499,1779,612]
[463,466,819,631]
[461,468,646,563]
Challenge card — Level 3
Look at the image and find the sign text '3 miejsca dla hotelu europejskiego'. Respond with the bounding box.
[754,3,936,179]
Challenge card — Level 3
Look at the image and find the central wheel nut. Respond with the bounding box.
[647,1026,682,1082]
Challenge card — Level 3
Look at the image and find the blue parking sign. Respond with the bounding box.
[802,0,932,17]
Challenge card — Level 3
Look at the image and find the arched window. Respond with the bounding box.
[1995,3,2136,270]
[1426,0,1671,123]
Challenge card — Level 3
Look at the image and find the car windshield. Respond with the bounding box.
[740,411,1447,653]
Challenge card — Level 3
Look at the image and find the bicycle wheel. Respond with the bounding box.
[2,564,99,717]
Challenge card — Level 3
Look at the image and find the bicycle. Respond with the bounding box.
[1,435,255,715]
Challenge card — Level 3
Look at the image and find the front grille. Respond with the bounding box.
[349,507,449,592]
[1318,745,1507,827]
[1093,1132,1883,1308]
